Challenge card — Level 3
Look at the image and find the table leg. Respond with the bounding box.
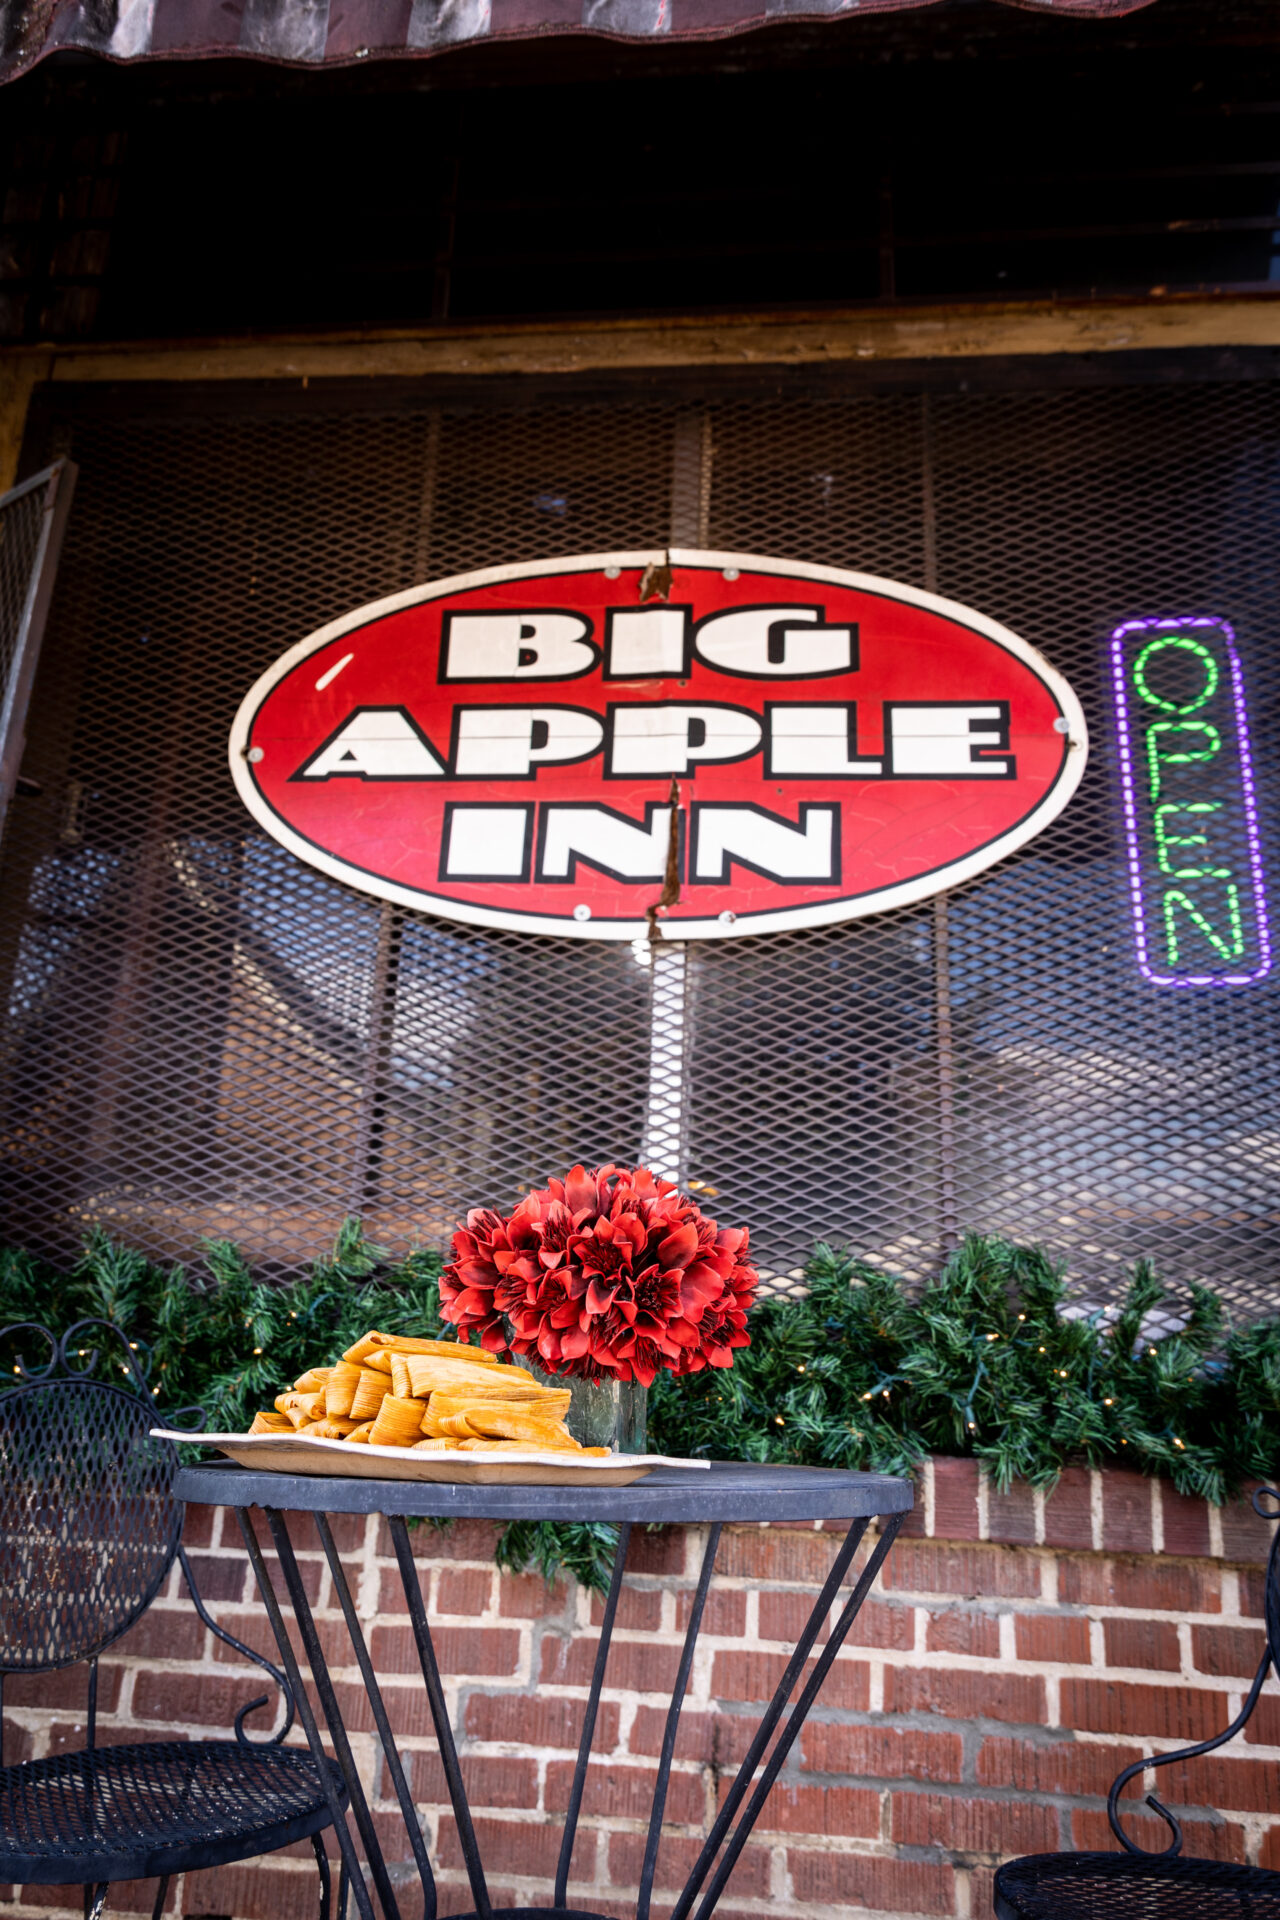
[691,1512,904,1920]
[263,1511,405,1920]
[235,1509,377,1920]
[672,1513,904,1920]
[554,1522,633,1907]
[315,1513,439,1920]
[637,1524,721,1920]
[388,1515,494,1920]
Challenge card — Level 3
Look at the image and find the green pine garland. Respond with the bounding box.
[649,1235,1280,1505]
[4,1224,1279,1589]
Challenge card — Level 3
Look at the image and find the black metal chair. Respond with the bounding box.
[995,1486,1280,1919]
[0,1319,349,1920]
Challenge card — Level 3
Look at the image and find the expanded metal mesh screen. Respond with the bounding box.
[2,372,1278,1312]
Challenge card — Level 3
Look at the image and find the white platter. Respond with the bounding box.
[151,1430,710,1485]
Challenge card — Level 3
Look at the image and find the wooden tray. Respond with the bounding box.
[151,1430,709,1485]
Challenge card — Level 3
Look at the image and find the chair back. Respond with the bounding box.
[1104,1484,1280,1856]
[0,1322,183,1673]
[1262,1486,1280,1679]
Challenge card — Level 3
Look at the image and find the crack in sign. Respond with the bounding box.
[638,556,673,604]
[646,776,683,947]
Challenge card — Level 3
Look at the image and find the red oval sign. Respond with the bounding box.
[229,550,1088,940]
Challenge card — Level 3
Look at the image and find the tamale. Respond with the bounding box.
[342,1331,502,1368]
[368,1394,429,1446]
[293,1367,333,1394]
[325,1361,363,1419]
[349,1367,391,1422]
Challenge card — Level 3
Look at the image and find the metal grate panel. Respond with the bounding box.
[0,482,44,695]
[1,374,1278,1313]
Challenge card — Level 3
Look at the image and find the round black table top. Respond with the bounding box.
[175,1459,913,1524]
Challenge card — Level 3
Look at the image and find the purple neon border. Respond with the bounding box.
[1109,614,1272,988]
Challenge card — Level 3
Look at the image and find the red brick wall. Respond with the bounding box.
[5,1462,1277,1920]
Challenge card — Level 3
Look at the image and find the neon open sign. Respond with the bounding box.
[1111,615,1270,987]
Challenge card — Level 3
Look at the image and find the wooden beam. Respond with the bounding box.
[0,350,52,493]
[1,296,1277,482]
[31,298,1280,385]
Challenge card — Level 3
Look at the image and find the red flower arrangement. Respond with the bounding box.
[439,1164,758,1387]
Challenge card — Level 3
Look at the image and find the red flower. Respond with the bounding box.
[439,1164,758,1382]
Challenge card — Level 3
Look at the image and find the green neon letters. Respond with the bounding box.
[1163,885,1244,968]
[1132,634,1219,714]
[1145,721,1221,803]
[1111,617,1270,986]
[1153,801,1231,881]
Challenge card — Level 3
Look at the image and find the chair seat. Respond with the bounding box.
[0,1740,345,1885]
[995,1851,1280,1919]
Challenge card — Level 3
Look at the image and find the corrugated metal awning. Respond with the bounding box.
[1,0,1156,86]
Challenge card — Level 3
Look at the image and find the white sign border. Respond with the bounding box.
[229,549,1089,941]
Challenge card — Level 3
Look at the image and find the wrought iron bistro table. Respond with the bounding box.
[175,1461,912,1920]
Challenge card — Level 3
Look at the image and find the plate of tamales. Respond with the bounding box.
[151,1328,708,1484]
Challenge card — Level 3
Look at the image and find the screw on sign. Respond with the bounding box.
[229,551,1088,941]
